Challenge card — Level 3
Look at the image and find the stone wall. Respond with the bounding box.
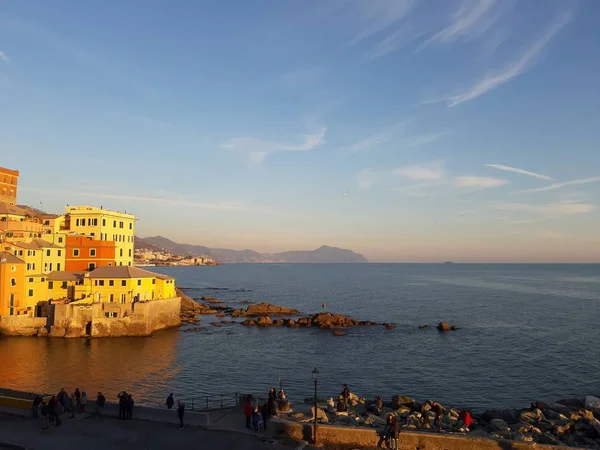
[0,316,47,336]
[49,296,181,338]
[272,420,582,450]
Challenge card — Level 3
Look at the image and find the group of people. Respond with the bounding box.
[243,388,285,433]
[165,393,186,430]
[117,391,135,420]
[32,388,107,429]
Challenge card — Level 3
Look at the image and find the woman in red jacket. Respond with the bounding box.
[244,396,252,429]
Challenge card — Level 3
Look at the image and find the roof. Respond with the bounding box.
[11,239,62,249]
[0,252,25,264]
[0,202,28,216]
[153,272,174,280]
[47,271,85,282]
[88,266,173,279]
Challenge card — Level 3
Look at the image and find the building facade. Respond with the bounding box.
[65,235,116,272]
[0,252,25,315]
[0,167,19,205]
[64,206,135,266]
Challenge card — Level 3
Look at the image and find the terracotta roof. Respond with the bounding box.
[0,252,25,264]
[11,239,62,249]
[0,202,28,216]
[88,266,173,279]
[47,271,85,281]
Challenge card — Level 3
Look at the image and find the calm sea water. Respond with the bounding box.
[1,264,599,411]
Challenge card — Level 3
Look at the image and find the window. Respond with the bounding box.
[26,263,31,270]
[44,263,48,272]
[94,280,98,286]
[109,293,114,303]
[11,265,16,272]
[129,249,132,257]
[10,278,16,286]
[129,223,132,230]
[90,233,95,237]
[41,278,45,282]
[46,249,51,256]
[152,279,156,285]
[109,280,114,286]
[119,221,124,229]
[113,220,116,227]
[28,277,34,282]
[98,280,104,286]
[90,249,97,257]
[88,263,96,271]
[9,293,15,306]
[121,280,126,287]
[73,249,80,257]
[49,281,54,289]
[120,249,123,257]
[49,263,53,271]
[61,281,67,289]
[137,279,142,286]
[57,263,61,271]
[28,289,34,297]
[58,250,62,257]
[2,188,6,197]
[105,312,118,318]
[58,237,63,244]
[120,293,126,303]
[102,219,106,226]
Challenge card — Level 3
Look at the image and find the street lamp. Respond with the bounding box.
[312,367,319,444]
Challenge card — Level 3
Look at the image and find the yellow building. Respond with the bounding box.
[65,206,135,267]
[0,251,26,315]
[46,266,175,304]
[39,214,67,247]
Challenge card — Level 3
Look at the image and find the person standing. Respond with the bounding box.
[80,389,88,413]
[48,396,57,423]
[40,400,49,430]
[166,393,175,410]
[385,414,400,450]
[117,391,127,420]
[177,400,185,430]
[54,398,62,427]
[74,388,81,410]
[33,395,42,418]
[70,393,77,418]
[341,384,350,407]
[126,394,134,420]
[96,392,106,416]
[244,396,252,429]
[261,401,269,432]
[57,388,68,413]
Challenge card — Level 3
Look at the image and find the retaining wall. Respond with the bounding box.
[0,316,47,336]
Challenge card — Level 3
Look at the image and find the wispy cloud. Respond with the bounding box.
[20,187,254,211]
[418,0,500,50]
[357,168,383,189]
[347,0,417,46]
[369,28,430,60]
[0,50,9,65]
[485,164,552,180]
[221,127,327,166]
[512,177,600,194]
[395,162,445,180]
[345,130,395,154]
[444,10,572,107]
[390,181,445,197]
[455,176,509,188]
[492,201,594,217]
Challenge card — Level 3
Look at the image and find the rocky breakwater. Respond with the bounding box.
[287,393,600,449]
[239,309,394,332]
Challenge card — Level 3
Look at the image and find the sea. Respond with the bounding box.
[1,263,599,411]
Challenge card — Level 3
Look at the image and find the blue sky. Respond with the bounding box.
[1,0,599,262]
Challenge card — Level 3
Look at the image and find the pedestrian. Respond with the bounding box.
[33,395,42,418]
[461,410,473,432]
[74,388,81,409]
[341,384,350,406]
[48,395,56,422]
[70,393,77,418]
[80,389,88,413]
[96,392,106,416]
[117,391,128,420]
[54,397,62,427]
[261,401,269,432]
[384,413,400,450]
[40,400,49,430]
[166,393,174,410]
[244,396,252,429]
[57,388,68,413]
[177,400,185,430]
[252,405,261,433]
[126,394,134,419]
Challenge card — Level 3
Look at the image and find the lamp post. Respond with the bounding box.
[312,367,319,444]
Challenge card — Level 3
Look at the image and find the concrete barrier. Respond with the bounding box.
[91,402,209,427]
[271,419,583,450]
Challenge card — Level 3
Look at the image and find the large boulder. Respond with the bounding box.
[256,316,273,327]
[243,302,300,317]
[392,395,416,409]
[310,406,329,423]
[489,419,510,432]
[437,322,451,331]
[241,319,257,327]
[520,408,544,424]
[481,409,520,425]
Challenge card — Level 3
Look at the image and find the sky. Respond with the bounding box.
[1,0,600,263]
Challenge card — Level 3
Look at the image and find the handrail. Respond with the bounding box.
[156,392,240,411]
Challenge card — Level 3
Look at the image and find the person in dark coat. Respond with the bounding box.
[33,395,43,418]
[341,384,350,406]
[96,392,106,416]
[261,401,269,431]
[117,391,128,420]
[336,396,347,413]
[40,400,49,430]
[384,414,400,450]
[48,396,57,422]
[244,396,252,429]
[177,400,185,430]
[74,388,81,408]
[57,388,69,413]
[54,398,62,427]
[166,393,175,410]
[126,394,134,419]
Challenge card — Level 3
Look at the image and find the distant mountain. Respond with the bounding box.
[137,236,368,263]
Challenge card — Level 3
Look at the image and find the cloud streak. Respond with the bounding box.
[20,187,254,211]
[0,50,9,64]
[512,177,600,194]
[418,0,499,50]
[486,164,552,180]
[492,201,594,217]
[395,162,445,180]
[221,127,327,165]
[445,10,572,107]
[347,0,417,46]
[455,176,509,188]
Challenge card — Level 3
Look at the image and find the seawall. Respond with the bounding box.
[272,419,582,449]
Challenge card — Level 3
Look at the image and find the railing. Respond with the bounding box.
[157,392,240,411]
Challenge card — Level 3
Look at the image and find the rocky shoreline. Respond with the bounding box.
[177,288,400,334]
[285,393,600,449]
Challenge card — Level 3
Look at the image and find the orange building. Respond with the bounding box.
[0,251,26,315]
[65,235,116,272]
[0,167,19,205]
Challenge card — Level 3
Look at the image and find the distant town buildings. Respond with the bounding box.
[0,167,19,205]
[134,248,217,267]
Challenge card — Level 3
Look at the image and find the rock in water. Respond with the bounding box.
[256,316,273,327]
[437,322,451,331]
[382,323,395,329]
[489,419,510,432]
[418,325,428,329]
[332,330,347,336]
[392,395,416,409]
[310,406,329,423]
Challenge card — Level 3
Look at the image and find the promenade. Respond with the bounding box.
[0,404,308,450]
